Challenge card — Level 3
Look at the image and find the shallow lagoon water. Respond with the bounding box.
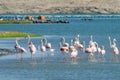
[0,15,120,80]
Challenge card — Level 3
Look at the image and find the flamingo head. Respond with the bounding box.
[113,38,117,42]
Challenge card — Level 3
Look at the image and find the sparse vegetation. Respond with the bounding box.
[0,20,32,24]
[0,31,41,38]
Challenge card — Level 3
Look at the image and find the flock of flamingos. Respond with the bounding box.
[14,35,119,63]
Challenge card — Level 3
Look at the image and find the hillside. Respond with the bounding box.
[0,0,120,14]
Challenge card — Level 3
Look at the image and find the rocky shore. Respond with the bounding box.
[0,0,120,14]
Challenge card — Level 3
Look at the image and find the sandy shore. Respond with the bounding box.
[0,0,120,14]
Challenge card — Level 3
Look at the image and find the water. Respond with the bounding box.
[0,15,120,80]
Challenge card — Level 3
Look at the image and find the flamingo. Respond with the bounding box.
[96,43,106,61]
[59,42,69,61]
[89,35,97,53]
[73,35,84,59]
[74,35,84,50]
[100,46,106,60]
[61,37,69,47]
[60,37,69,61]
[40,39,46,61]
[14,38,21,60]
[19,46,27,61]
[27,35,37,61]
[109,36,119,61]
[70,48,78,64]
[43,38,55,56]
[14,38,27,61]
[85,45,94,61]
[69,40,75,52]
[59,37,69,61]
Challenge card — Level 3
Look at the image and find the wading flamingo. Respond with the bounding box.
[27,35,36,61]
[14,38,26,61]
[109,36,119,61]
[60,37,69,61]
[40,39,46,61]
[43,38,55,56]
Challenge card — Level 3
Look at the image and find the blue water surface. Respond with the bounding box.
[0,15,120,80]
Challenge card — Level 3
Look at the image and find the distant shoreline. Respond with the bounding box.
[0,0,120,14]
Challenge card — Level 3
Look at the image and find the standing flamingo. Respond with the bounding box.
[14,38,27,61]
[59,42,69,61]
[43,38,55,56]
[69,40,75,52]
[14,38,21,60]
[109,36,119,61]
[69,39,78,63]
[70,48,78,64]
[89,35,97,53]
[39,39,46,61]
[27,35,37,61]
[85,45,94,61]
[74,35,84,54]
[96,43,106,61]
[100,46,106,60]
[59,37,69,61]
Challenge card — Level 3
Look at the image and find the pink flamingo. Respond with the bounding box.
[27,35,36,61]
[89,35,97,53]
[74,35,84,50]
[73,35,84,58]
[85,45,94,61]
[69,40,78,63]
[14,38,27,61]
[14,38,21,60]
[96,43,106,59]
[43,38,55,56]
[40,39,46,61]
[70,48,78,63]
[60,37,69,61]
[96,43,106,61]
[109,36,119,61]
[100,46,106,60]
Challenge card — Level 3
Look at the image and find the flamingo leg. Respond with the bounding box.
[16,50,19,61]
[72,57,77,64]
[113,54,119,62]
[63,53,67,61]
[31,53,33,61]
[40,52,44,62]
[102,55,106,62]
[21,53,23,61]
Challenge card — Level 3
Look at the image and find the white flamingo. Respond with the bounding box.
[109,36,119,61]
[27,35,36,61]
